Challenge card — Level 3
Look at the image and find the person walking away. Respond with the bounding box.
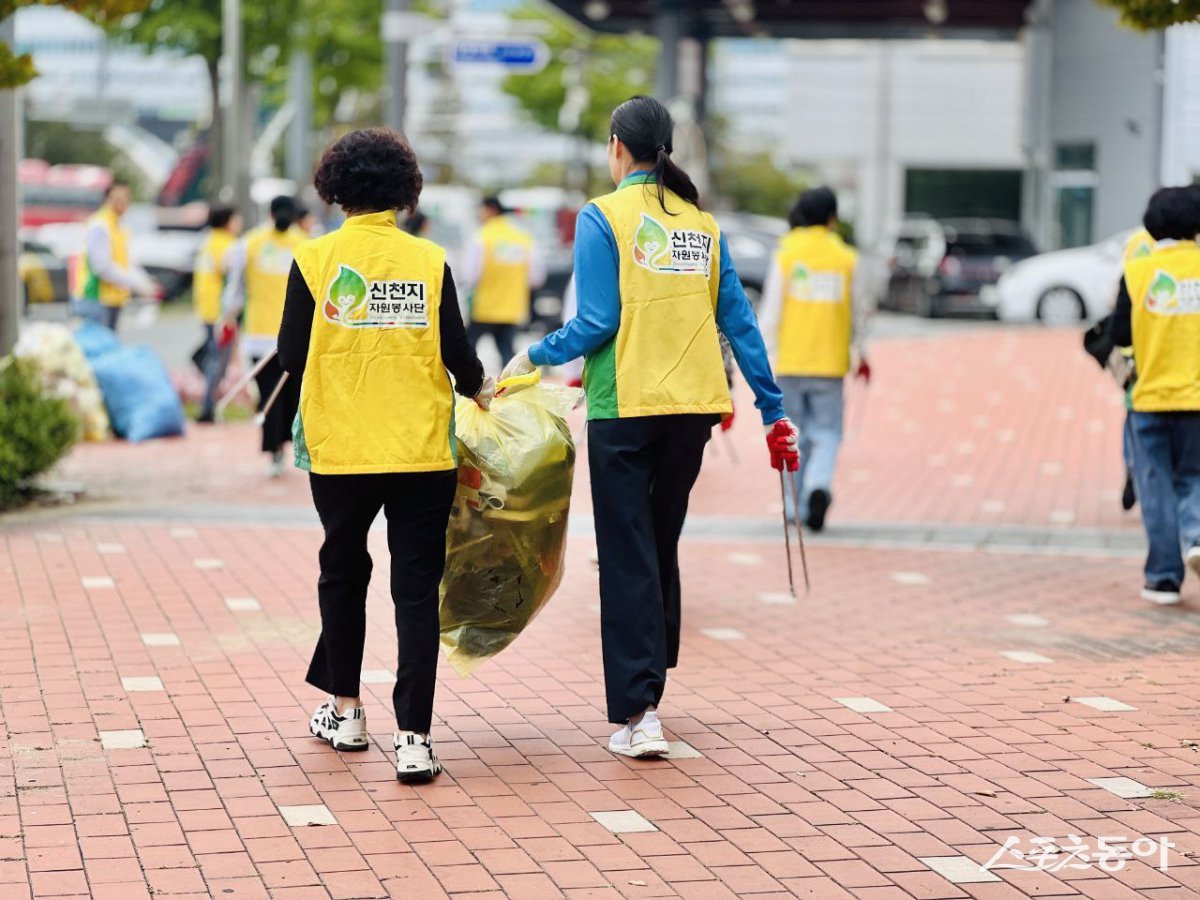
[222,196,307,476]
[1108,186,1200,605]
[501,96,797,759]
[193,205,243,422]
[1116,227,1157,509]
[758,187,870,532]
[462,197,545,364]
[78,180,158,331]
[277,128,494,782]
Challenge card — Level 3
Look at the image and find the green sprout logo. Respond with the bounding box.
[325,265,368,323]
[633,214,672,271]
[1147,270,1178,311]
[790,263,810,296]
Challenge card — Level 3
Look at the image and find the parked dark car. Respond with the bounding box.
[881,218,1038,317]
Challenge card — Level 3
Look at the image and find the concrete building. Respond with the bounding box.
[1025,0,1200,250]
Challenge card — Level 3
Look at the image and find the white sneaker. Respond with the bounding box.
[394,731,442,783]
[309,698,369,751]
[608,710,669,758]
[269,450,285,478]
[1142,582,1182,605]
[1188,545,1200,580]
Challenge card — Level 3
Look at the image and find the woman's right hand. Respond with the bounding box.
[474,376,496,411]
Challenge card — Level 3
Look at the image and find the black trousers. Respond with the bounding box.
[305,470,458,733]
[252,355,300,454]
[467,322,516,363]
[589,414,715,724]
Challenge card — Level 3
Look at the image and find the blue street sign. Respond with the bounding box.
[450,39,549,74]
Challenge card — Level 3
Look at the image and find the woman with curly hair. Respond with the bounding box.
[277,128,495,783]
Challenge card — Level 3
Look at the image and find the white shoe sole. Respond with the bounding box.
[309,723,370,752]
[609,738,670,758]
[396,758,442,784]
[1142,588,1182,605]
[1188,547,1200,580]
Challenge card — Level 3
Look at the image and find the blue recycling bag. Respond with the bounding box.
[88,345,186,443]
[73,319,121,361]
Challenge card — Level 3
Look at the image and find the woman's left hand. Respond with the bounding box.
[474,376,496,410]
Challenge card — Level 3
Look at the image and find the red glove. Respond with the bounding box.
[766,418,799,472]
[217,321,237,349]
[567,377,583,389]
[721,403,735,432]
[855,358,872,383]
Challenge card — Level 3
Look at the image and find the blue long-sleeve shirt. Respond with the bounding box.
[528,193,786,425]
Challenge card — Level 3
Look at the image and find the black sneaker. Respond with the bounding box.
[1121,472,1136,511]
[806,489,831,533]
[1142,580,1181,605]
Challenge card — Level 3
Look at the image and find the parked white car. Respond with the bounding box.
[985,231,1133,325]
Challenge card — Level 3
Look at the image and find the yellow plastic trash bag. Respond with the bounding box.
[439,375,581,676]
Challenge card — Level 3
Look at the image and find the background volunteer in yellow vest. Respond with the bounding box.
[501,97,796,759]
[192,205,243,423]
[461,196,545,365]
[276,128,494,784]
[1113,227,1157,513]
[1108,186,1200,606]
[78,180,159,331]
[222,196,307,476]
[758,187,870,534]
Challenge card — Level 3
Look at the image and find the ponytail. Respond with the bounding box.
[612,96,700,215]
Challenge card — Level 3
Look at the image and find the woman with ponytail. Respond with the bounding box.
[502,96,797,758]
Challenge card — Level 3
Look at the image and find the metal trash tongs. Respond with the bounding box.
[215,349,289,425]
[779,467,811,596]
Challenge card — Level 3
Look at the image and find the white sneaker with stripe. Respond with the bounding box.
[394,731,442,783]
[309,697,369,751]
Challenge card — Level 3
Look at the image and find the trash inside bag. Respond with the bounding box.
[439,377,581,676]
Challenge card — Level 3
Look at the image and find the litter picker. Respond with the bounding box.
[771,419,810,596]
[254,371,290,426]
[215,349,277,419]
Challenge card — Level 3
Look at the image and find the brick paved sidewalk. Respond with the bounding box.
[6,324,1199,900]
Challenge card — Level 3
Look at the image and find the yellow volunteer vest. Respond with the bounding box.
[471,216,534,324]
[585,175,730,420]
[244,225,307,338]
[80,206,131,308]
[193,228,235,325]
[1125,241,1200,412]
[774,226,857,378]
[291,210,454,475]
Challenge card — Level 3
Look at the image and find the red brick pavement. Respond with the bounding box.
[5,324,1197,900]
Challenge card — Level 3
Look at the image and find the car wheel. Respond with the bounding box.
[1036,287,1085,327]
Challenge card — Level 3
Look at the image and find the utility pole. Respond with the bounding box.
[383,0,410,134]
[286,29,313,186]
[221,0,251,219]
[0,16,19,357]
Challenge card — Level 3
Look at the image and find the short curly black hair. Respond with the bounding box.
[313,128,423,214]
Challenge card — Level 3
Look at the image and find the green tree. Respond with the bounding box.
[500,2,657,143]
[711,150,810,219]
[0,0,147,87]
[1095,0,1200,28]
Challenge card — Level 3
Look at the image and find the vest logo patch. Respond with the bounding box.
[1145,270,1200,315]
[256,242,296,275]
[788,263,845,303]
[323,265,429,328]
[633,214,713,276]
[491,240,529,265]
